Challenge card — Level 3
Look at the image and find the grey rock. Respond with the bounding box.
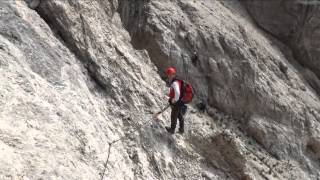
[25,0,41,9]
[243,0,320,95]
[0,0,319,180]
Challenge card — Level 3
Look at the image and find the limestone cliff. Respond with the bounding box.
[0,0,319,179]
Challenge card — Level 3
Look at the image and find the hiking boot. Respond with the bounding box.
[165,126,175,134]
[178,128,184,134]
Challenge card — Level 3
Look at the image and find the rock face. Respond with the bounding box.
[0,0,319,179]
[243,0,320,95]
[119,0,320,176]
[1,0,165,179]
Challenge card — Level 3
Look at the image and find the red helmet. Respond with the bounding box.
[165,67,176,76]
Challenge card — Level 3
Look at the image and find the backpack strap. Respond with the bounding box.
[171,78,184,101]
[179,80,185,100]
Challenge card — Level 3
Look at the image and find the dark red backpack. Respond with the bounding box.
[176,79,194,104]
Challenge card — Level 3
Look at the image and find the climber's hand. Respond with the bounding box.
[153,111,161,119]
[168,98,175,106]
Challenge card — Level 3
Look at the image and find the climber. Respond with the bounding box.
[191,51,198,66]
[164,67,187,134]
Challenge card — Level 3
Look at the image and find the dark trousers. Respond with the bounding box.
[170,101,184,131]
